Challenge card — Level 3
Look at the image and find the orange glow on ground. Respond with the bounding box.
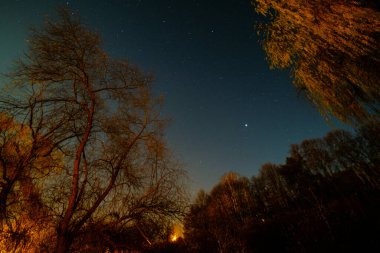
[169,223,183,242]
[170,234,178,242]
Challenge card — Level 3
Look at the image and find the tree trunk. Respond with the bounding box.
[55,80,95,253]
[0,182,12,229]
[55,230,71,253]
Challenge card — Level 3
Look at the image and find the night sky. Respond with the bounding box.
[1,0,347,193]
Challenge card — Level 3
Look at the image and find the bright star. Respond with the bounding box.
[244,123,248,127]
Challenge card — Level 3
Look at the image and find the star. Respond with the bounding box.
[244,123,248,127]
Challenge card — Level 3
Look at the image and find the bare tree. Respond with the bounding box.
[0,8,186,253]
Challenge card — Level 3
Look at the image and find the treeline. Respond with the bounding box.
[180,123,380,253]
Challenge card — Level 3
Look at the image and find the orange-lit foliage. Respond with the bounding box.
[253,0,380,124]
[0,112,62,176]
[0,113,61,252]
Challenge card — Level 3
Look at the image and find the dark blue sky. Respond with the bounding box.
[0,0,347,193]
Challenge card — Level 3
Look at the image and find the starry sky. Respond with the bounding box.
[0,0,348,193]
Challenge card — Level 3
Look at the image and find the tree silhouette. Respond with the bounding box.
[184,123,380,252]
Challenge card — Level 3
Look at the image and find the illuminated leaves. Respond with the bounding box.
[0,113,62,252]
[0,113,63,179]
[254,0,380,123]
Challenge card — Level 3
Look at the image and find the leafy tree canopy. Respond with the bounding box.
[253,0,380,124]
